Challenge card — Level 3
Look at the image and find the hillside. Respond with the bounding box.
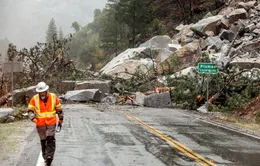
[68,0,225,70]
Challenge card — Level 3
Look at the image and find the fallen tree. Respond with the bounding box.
[3,34,91,95]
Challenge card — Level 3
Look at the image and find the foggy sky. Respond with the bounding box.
[0,0,107,48]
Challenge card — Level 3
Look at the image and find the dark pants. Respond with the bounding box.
[37,124,56,162]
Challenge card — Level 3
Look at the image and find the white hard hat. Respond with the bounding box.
[36,82,49,92]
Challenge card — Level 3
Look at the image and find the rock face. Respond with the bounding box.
[227,8,248,24]
[100,47,156,79]
[13,86,36,106]
[75,80,111,94]
[144,92,171,108]
[176,41,199,65]
[64,89,103,102]
[139,35,172,49]
[190,15,223,36]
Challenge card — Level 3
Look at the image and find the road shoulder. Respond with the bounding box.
[0,120,35,166]
[183,109,260,139]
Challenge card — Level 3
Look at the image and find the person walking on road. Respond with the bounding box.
[27,82,64,166]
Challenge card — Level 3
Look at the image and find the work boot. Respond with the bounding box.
[45,156,52,166]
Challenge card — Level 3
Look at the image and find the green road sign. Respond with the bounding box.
[198,63,219,74]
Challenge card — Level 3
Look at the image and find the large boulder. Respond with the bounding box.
[75,80,111,94]
[144,92,171,108]
[175,24,194,44]
[64,89,103,102]
[205,36,224,51]
[227,8,248,24]
[256,3,260,11]
[157,48,173,62]
[245,23,256,33]
[139,35,172,49]
[238,40,260,52]
[218,7,235,16]
[219,17,230,29]
[100,47,157,79]
[209,52,231,69]
[197,105,208,113]
[176,41,199,66]
[134,92,146,106]
[238,1,257,11]
[101,93,119,105]
[219,29,236,42]
[230,57,260,69]
[13,86,36,105]
[170,67,197,78]
[168,43,182,52]
[103,59,153,79]
[0,108,13,121]
[190,15,223,36]
[253,28,260,35]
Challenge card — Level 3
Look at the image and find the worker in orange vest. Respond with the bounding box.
[27,82,64,166]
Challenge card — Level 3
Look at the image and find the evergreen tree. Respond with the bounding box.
[71,21,81,32]
[46,18,58,43]
[116,0,154,47]
[59,27,64,41]
[100,4,128,55]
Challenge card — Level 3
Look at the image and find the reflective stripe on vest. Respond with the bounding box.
[34,93,56,119]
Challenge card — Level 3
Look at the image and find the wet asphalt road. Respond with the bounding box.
[17,104,260,166]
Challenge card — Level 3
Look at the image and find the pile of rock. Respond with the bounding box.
[100,0,260,81]
[174,0,260,73]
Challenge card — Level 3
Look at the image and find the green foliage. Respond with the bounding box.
[58,27,64,41]
[256,112,260,123]
[169,75,201,110]
[148,18,165,35]
[222,82,260,111]
[116,0,154,47]
[46,18,58,43]
[6,34,90,92]
[71,21,81,32]
[99,5,129,55]
[67,25,103,70]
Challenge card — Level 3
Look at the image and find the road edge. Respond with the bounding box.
[181,110,260,141]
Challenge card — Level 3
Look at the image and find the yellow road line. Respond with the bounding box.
[124,112,216,166]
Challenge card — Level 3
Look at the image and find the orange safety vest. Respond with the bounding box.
[27,93,62,126]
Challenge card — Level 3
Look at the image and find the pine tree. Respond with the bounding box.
[100,4,129,55]
[71,21,81,32]
[116,0,154,47]
[46,18,58,43]
[58,27,64,41]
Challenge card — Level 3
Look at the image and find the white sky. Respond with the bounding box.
[0,0,107,48]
